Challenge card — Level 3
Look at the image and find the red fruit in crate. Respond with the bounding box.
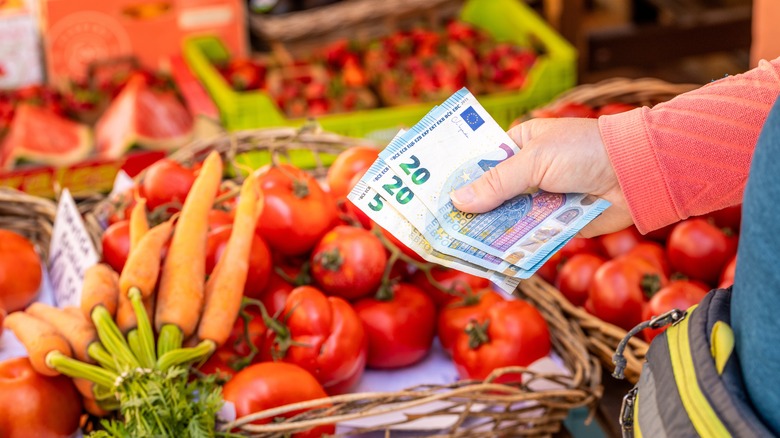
[535,251,563,284]
[642,280,709,342]
[719,254,737,289]
[589,256,668,331]
[326,146,379,200]
[704,204,742,233]
[310,226,387,300]
[559,237,602,260]
[102,220,131,272]
[225,58,266,91]
[411,266,491,308]
[437,289,505,354]
[0,357,83,438]
[627,241,671,277]
[667,219,738,285]
[0,230,42,313]
[452,299,551,383]
[342,57,367,87]
[552,102,597,118]
[259,271,294,317]
[256,164,339,256]
[598,226,643,259]
[446,21,479,43]
[223,362,335,437]
[556,253,607,307]
[354,283,436,369]
[206,225,272,299]
[0,104,91,171]
[96,74,194,159]
[141,158,196,211]
[596,102,639,116]
[263,286,367,394]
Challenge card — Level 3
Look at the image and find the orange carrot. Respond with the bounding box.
[119,218,173,299]
[156,151,223,337]
[83,397,114,417]
[115,290,137,334]
[80,263,119,320]
[197,172,263,346]
[74,377,97,400]
[26,303,97,363]
[3,312,72,376]
[129,197,149,250]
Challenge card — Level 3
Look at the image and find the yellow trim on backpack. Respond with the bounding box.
[710,321,735,375]
[667,304,730,437]
[634,393,643,438]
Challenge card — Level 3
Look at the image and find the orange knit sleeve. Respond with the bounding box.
[598,58,780,234]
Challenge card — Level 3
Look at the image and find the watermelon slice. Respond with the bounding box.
[96,75,194,159]
[0,104,92,171]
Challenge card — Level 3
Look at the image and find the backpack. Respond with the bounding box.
[613,287,776,438]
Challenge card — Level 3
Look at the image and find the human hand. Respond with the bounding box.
[449,118,632,238]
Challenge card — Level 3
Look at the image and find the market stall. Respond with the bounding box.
[0,0,758,436]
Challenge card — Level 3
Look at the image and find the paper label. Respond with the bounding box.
[48,189,100,308]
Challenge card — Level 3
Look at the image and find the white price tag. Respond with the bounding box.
[48,189,100,308]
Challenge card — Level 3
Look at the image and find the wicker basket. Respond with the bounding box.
[249,0,466,56]
[523,77,701,383]
[0,188,103,262]
[83,125,601,436]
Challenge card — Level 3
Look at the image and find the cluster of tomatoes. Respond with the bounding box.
[536,206,740,342]
[100,148,552,430]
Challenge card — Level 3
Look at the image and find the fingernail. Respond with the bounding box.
[451,185,475,205]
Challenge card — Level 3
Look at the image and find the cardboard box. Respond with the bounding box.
[42,0,248,86]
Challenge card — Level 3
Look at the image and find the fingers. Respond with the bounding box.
[451,147,539,213]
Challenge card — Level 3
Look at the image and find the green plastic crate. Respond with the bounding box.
[182,0,576,136]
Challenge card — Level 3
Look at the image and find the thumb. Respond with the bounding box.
[450,148,538,213]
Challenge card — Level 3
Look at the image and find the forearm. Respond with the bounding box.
[599,58,780,234]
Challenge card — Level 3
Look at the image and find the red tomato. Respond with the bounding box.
[596,102,638,116]
[206,225,272,299]
[207,209,234,231]
[354,283,436,368]
[704,204,742,233]
[551,102,597,118]
[345,197,371,229]
[598,226,643,259]
[0,357,83,438]
[141,158,196,211]
[555,253,606,307]
[644,223,676,243]
[642,280,709,342]
[627,241,670,277]
[437,290,505,354]
[102,220,131,273]
[719,254,737,289]
[326,146,380,200]
[559,237,602,260]
[223,362,335,437]
[452,300,551,382]
[259,271,295,317]
[200,345,239,379]
[310,226,387,300]
[265,286,367,394]
[589,256,669,331]
[274,253,313,287]
[535,251,562,284]
[411,267,491,308]
[226,308,268,356]
[256,164,339,256]
[667,219,738,285]
[0,230,42,312]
